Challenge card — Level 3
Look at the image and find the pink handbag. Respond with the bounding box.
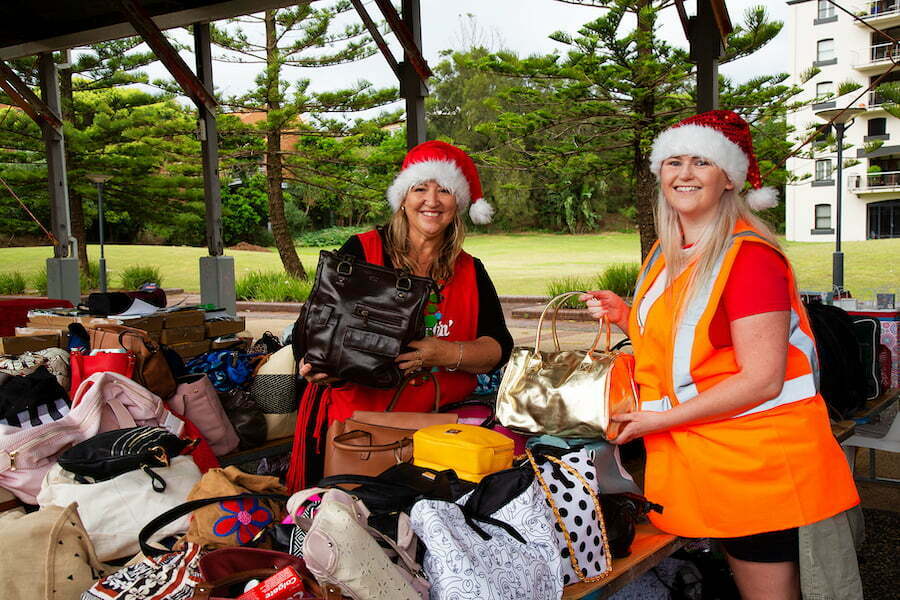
[167,375,240,456]
[0,371,181,503]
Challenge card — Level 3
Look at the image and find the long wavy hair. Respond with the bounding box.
[383,199,466,283]
[654,181,779,313]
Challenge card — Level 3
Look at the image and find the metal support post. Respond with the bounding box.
[401,0,427,149]
[194,22,235,315]
[833,122,846,292]
[691,0,724,112]
[38,53,79,304]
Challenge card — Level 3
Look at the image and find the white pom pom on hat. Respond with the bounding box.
[386,140,494,224]
[649,109,779,211]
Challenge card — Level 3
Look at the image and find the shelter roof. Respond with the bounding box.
[0,0,301,60]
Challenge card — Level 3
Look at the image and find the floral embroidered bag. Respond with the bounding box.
[178,466,288,550]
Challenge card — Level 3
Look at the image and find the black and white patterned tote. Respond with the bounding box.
[527,448,613,586]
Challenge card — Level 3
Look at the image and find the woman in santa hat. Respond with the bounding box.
[582,110,861,599]
[287,140,513,489]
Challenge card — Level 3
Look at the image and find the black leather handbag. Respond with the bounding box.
[293,250,435,389]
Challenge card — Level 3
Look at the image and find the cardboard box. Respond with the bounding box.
[163,310,205,329]
[15,327,68,348]
[169,339,210,359]
[26,312,163,332]
[205,318,246,338]
[0,334,59,354]
[160,326,206,345]
[210,337,249,350]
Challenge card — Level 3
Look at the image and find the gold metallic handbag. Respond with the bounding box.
[496,292,638,439]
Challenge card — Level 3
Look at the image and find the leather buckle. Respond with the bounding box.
[397,276,412,291]
[337,261,353,276]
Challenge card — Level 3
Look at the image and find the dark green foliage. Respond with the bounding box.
[235,270,313,302]
[0,272,26,295]
[119,265,163,290]
[80,261,101,292]
[545,277,593,308]
[32,267,47,296]
[595,263,640,298]
[296,226,369,247]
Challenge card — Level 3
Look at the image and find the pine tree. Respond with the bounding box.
[209,1,398,278]
[475,2,796,257]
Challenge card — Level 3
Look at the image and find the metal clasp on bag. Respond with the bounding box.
[397,276,412,291]
[337,260,353,276]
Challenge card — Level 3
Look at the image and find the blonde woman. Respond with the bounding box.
[287,141,513,489]
[582,111,860,599]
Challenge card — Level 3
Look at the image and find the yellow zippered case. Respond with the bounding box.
[412,423,514,482]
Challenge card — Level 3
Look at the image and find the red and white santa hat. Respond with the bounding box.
[387,140,494,224]
[649,109,778,211]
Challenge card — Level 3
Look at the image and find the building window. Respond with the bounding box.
[815,159,833,181]
[868,117,887,136]
[816,81,833,101]
[818,1,836,19]
[817,39,835,62]
[815,204,832,230]
[867,199,900,239]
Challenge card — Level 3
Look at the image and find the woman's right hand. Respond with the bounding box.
[298,357,342,386]
[579,290,630,333]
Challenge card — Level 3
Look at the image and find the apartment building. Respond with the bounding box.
[786,0,900,241]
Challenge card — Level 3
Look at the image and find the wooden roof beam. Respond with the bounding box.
[0,60,63,130]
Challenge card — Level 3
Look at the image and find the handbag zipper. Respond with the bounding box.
[353,304,404,328]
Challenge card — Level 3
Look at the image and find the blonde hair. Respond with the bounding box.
[654,178,779,313]
[384,201,466,283]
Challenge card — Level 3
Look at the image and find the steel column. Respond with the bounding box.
[194,22,235,315]
[38,53,80,304]
[692,0,723,112]
[401,0,426,149]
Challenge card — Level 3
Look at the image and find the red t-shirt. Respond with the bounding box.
[709,243,791,348]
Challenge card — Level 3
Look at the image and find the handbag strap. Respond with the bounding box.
[331,429,413,453]
[386,373,441,412]
[535,292,607,354]
[138,493,289,557]
[526,449,613,583]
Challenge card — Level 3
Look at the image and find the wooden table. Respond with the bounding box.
[563,523,685,599]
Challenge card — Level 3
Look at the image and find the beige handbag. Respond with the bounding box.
[0,502,112,600]
[496,291,638,439]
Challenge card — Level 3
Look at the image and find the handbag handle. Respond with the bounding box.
[331,429,413,453]
[138,493,290,557]
[385,372,441,413]
[438,396,496,428]
[535,292,607,354]
[526,449,613,584]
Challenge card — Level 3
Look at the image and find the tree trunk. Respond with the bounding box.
[59,65,89,273]
[264,10,307,280]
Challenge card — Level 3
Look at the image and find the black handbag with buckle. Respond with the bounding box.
[293,250,435,389]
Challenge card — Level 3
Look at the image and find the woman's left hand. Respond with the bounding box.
[609,410,673,444]
[396,338,449,375]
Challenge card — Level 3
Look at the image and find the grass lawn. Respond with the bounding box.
[0,233,897,298]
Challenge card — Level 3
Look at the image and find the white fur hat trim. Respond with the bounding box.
[386,159,471,213]
[649,124,749,189]
[468,197,494,224]
[746,186,779,210]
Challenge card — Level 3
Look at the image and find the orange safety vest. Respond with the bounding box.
[629,221,859,538]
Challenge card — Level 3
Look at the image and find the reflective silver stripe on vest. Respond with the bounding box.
[634,244,663,299]
[669,231,819,415]
[642,396,672,412]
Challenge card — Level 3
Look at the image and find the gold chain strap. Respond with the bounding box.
[526,449,613,584]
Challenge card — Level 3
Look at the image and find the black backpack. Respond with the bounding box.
[803,303,868,419]
[848,315,883,402]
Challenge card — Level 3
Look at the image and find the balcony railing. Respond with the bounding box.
[869,90,889,106]
[860,1,900,19]
[848,170,900,191]
[856,41,900,67]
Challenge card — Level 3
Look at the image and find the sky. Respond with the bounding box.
[147,0,791,111]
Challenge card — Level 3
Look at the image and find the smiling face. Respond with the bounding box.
[402,180,458,240]
[659,155,734,224]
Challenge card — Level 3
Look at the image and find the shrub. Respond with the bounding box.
[120,265,163,290]
[32,267,48,295]
[0,271,26,295]
[545,276,594,308]
[296,226,369,247]
[235,270,313,302]
[595,263,640,298]
[80,261,101,292]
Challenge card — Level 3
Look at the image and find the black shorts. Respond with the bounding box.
[716,527,799,563]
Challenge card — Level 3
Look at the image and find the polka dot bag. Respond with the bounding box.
[526,447,613,586]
